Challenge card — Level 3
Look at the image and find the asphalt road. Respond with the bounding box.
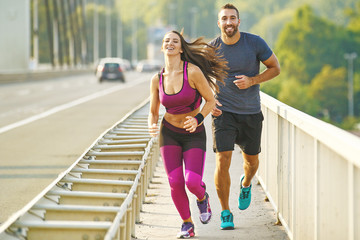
[0,71,154,224]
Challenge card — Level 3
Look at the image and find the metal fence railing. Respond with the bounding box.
[258,92,360,240]
[0,100,162,240]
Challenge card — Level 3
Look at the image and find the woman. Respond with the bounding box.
[148,30,227,239]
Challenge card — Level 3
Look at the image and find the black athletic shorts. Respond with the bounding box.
[212,111,264,155]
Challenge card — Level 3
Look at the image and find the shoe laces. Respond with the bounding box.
[181,222,193,232]
[240,187,250,199]
[197,193,209,213]
[221,213,232,222]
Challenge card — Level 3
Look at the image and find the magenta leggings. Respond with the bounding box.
[159,119,206,220]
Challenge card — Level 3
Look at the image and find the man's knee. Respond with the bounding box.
[242,153,259,165]
[216,151,232,171]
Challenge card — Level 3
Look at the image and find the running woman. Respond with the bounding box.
[148,30,227,238]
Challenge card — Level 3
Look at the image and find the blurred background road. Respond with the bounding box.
[0,71,153,224]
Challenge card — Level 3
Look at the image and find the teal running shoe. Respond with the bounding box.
[220,210,234,230]
[238,174,252,210]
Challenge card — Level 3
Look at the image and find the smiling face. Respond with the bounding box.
[218,8,240,38]
[162,32,183,56]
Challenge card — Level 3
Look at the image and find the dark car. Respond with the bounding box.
[95,58,125,83]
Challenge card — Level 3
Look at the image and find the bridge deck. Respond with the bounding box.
[133,117,289,240]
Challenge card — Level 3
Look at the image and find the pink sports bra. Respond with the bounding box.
[159,61,202,114]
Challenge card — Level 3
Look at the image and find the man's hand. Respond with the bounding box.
[211,99,223,117]
[233,75,254,89]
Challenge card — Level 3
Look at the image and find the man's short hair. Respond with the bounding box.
[220,3,239,19]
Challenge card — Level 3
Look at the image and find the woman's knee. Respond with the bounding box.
[169,177,185,191]
[184,173,202,193]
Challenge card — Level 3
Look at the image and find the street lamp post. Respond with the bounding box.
[131,0,138,66]
[106,0,112,57]
[214,9,218,37]
[33,0,39,69]
[168,3,176,27]
[117,0,123,59]
[93,0,99,64]
[344,52,357,117]
[190,7,198,40]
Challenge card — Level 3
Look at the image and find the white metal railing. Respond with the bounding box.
[0,99,162,240]
[258,92,360,240]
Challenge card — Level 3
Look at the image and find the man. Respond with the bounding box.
[210,3,280,230]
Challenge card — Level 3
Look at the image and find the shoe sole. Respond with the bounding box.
[178,233,195,239]
[200,220,210,224]
[221,226,234,230]
[239,205,250,210]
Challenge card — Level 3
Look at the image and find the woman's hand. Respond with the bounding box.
[184,116,198,133]
[148,123,159,137]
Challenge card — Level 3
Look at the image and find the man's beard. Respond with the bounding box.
[223,24,239,38]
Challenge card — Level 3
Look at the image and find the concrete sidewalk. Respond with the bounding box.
[133,119,289,240]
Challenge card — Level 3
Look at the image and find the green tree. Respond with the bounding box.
[354,72,360,116]
[261,72,285,98]
[277,78,316,114]
[275,5,357,84]
[36,0,51,63]
[117,0,219,39]
[251,8,294,48]
[309,65,348,122]
[345,2,360,32]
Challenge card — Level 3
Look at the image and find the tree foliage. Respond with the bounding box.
[345,2,360,32]
[260,3,360,127]
[309,65,348,122]
[275,5,359,84]
[251,8,294,48]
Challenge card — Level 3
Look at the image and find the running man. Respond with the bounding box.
[210,3,280,230]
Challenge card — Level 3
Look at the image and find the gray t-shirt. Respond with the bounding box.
[210,32,273,114]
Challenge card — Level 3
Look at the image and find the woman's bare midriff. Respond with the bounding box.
[164,107,200,129]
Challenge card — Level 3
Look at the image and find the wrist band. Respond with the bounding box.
[194,113,204,125]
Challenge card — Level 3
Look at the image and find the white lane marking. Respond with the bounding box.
[0,78,147,134]
[61,82,70,88]
[43,85,54,91]
[17,89,31,96]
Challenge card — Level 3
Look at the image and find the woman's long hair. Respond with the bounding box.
[170,30,228,92]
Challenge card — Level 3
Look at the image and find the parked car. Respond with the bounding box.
[95,58,126,83]
[136,59,163,72]
[119,58,132,71]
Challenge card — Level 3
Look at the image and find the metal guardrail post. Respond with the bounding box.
[126,206,132,240]
[136,185,141,221]
[120,214,126,240]
[131,197,136,236]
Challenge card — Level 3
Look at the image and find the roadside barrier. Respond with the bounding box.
[0,100,162,240]
[258,92,360,240]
